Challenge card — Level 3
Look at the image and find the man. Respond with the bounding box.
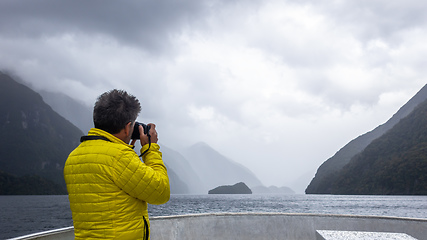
[64,89,170,240]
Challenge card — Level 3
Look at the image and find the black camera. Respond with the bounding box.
[131,121,151,140]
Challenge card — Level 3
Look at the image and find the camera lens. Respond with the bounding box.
[131,122,141,140]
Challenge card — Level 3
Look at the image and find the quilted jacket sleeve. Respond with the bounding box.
[113,143,170,205]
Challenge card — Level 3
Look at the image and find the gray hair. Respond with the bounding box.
[93,89,141,134]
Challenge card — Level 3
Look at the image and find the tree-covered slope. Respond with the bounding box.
[0,72,83,194]
[306,84,427,194]
[330,98,427,195]
[0,171,66,195]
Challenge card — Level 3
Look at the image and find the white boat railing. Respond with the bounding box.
[9,227,74,240]
[8,213,427,240]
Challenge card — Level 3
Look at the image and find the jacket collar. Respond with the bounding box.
[87,128,134,148]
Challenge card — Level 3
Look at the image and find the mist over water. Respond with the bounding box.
[1,194,426,239]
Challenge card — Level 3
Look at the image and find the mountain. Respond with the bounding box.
[39,90,93,133]
[182,142,263,193]
[331,98,427,194]
[161,146,204,194]
[162,165,189,194]
[0,72,83,194]
[306,85,427,194]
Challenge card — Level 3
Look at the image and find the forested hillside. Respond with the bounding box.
[330,98,427,195]
[0,72,83,194]
[307,84,427,194]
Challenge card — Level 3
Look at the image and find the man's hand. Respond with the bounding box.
[131,123,158,147]
[144,123,158,145]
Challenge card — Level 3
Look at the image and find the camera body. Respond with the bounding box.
[131,121,151,140]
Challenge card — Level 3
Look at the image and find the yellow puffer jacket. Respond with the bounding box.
[64,128,170,240]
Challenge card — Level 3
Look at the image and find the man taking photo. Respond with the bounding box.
[64,89,170,240]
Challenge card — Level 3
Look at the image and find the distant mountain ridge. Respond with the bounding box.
[307,85,427,194]
[39,90,93,133]
[161,146,204,194]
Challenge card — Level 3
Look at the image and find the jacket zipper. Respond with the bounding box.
[143,216,149,240]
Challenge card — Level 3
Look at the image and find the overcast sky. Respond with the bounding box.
[1,0,426,193]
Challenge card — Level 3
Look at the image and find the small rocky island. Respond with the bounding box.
[208,182,252,194]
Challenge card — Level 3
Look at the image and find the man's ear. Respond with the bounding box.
[124,121,133,136]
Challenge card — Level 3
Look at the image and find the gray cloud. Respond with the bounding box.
[311,0,427,43]
[0,0,207,54]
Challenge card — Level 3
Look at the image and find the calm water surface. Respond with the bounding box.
[1,194,426,239]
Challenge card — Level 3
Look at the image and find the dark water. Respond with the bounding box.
[1,194,426,239]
